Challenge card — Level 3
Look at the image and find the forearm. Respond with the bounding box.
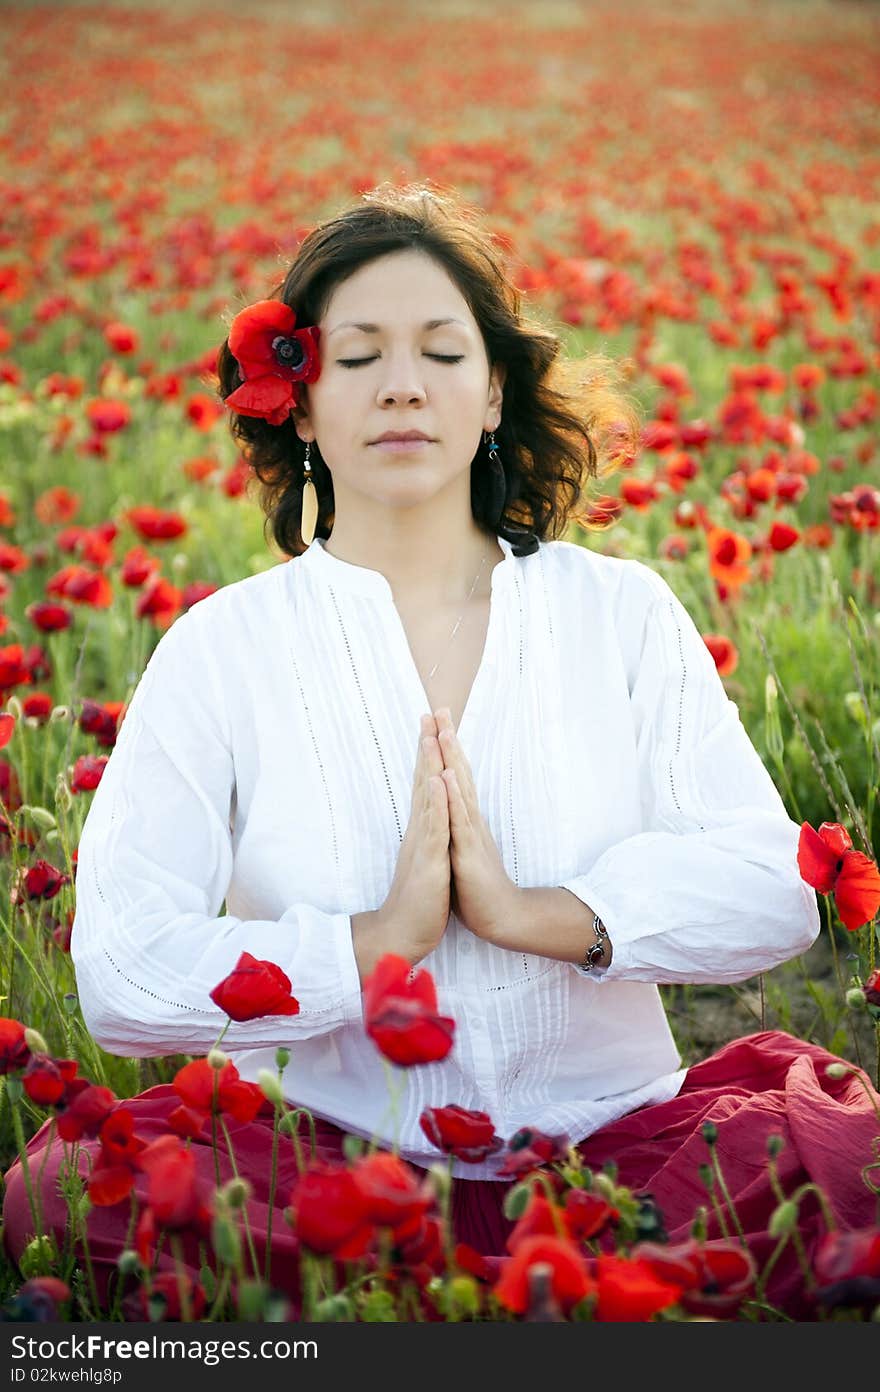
[492,887,613,971]
[352,910,395,986]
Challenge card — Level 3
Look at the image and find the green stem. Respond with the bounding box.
[169,1234,194,1322]
[205,1267,232,1321]
[264,1103,281,1286]
[767,1156,814,1295]
[218,1116,261,1281]
[10,1098,44,1255]
[822,896,864,1071]
[710,1147,748,1248]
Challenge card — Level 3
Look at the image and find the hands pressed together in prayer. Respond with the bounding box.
[424,707,520,945]
[355,707,610,981]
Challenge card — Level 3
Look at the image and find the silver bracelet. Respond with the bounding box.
[582,912,608,972]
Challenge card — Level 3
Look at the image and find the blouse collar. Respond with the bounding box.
[300,531,518,599]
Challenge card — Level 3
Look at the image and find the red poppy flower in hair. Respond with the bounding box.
[226,300,321,426]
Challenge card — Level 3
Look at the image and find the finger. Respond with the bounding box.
[443,767,465,832]
[429,773,449,833]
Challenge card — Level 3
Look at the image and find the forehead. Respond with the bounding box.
[323,250,474,329]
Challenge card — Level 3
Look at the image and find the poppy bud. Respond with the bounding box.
[502,1182,533,1221]
[18,1235,58,1279]
[62,993,78,1015]
[427,1163,451,1203]
[220,1178,252,1210]
[448,1275,480,1317]
[54,772,73,812]
[846,987,868,1011]
[23,1028,48,1055]
[315,1293,355,1322]
[768,1200,799,1238]
[236,1279,268,1322]
[701,1121,718,1147]
[212,1214,242,1267]
[591,1172,617,1201]
[256,1069,284,1106]
[207,1048,228,1070]
[764,675,785,764]
[698,1163,714,1189]
[844,692,869,730]
[342,1133,365,1162]
[360,1288,397,1322]
[117,1250,142,1277]
[690,1204,708,1241]
[766,1133,785,1158]
[825,1062,849,1079]
[275,1047,290,1071]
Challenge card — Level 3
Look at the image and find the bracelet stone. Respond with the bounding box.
[583,912,609,972]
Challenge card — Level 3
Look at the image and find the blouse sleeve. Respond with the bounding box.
[70,604,364,1058]
[558,572,821,985]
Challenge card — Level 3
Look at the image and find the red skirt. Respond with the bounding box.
[4,1031,878,1321]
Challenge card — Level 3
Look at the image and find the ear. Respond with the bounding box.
[486,362,506,428]
[291,395,315,444]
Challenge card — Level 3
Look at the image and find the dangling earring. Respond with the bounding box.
[484,428,507,526]
[301,440,318,546]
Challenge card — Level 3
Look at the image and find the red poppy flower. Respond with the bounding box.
[636,1238,756,1318]
[172,1057,266,1124]
[493,1234,596,1316]
[226,300,321,426]
[209,951,300,1022]
[767,521,800,552]
[22,1055,67,1106]
[562,1187,618,1241]
[419,1105,503,1162]
[454,1242,504,1284]
[132,1271,206,1322]
[797,822,880,931]
[707,526,752,590]
[286,1160,375,1260]
[137,1135,213,1232]
[506,1194,569,1253]
[351,1152,434,1242]
[56,1084,118,1141]
[594,1254,683,1322]
[496,1126,570,1178]
[88,1164,137,1207]
[363,953,455,1067]
[702,633,739,676]
[0,1018,31,1074]
[392,1214,446,1287]
[22,1055,82,1109]
[86,400,131,434]
[812,1228,880,1310]
[71,754,108,792]
[0,712,14,749]
[863,969,880,1008]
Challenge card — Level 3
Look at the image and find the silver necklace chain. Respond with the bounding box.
[427,550,489,680]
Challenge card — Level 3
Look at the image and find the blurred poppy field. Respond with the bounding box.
[0,0,879,1322]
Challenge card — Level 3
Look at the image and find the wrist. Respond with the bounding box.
[581,911,611,973]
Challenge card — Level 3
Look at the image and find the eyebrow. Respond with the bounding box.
[327,317,468,338]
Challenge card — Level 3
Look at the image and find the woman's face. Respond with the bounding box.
[293,248,505,511]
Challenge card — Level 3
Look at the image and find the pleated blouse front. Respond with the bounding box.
[70,533,820,1179]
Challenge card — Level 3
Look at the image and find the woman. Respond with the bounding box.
[3,184,876,1321]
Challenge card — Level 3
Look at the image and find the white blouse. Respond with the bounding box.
[70,533,820,1179]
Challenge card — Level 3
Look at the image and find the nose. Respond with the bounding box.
[377,352,428,406]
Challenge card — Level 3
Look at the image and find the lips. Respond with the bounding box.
[370,431,434,444]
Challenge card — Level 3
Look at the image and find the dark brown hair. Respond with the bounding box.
[215,181,641,558]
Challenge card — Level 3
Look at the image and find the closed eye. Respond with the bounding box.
[337,355,465,367]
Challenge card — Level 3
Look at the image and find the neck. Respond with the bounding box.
[323,518,501,607]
